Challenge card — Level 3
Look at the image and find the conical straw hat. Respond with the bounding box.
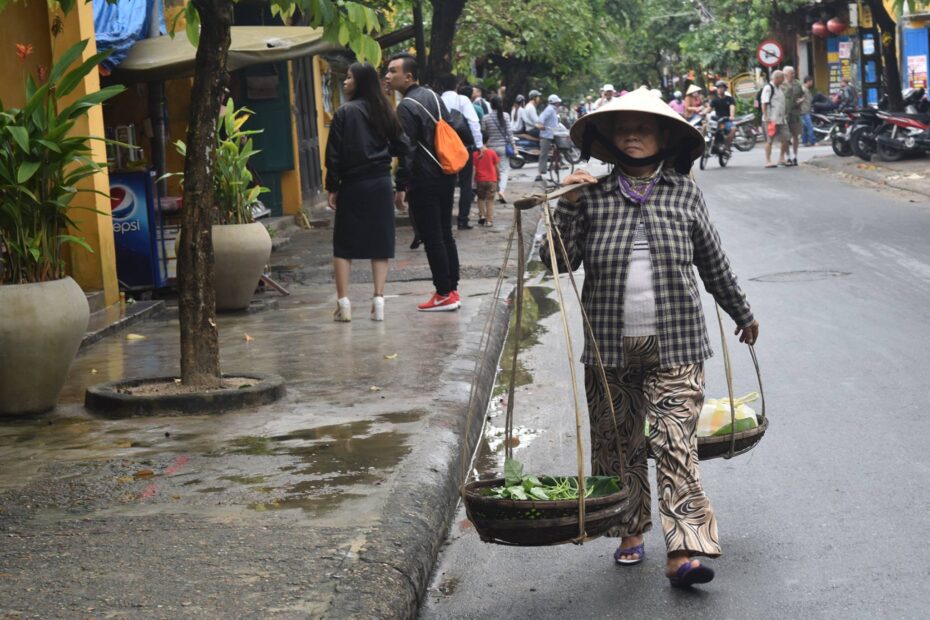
[569,86,704,165]
[686,84,702,96]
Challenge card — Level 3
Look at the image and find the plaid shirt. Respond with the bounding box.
[539,168,754,369]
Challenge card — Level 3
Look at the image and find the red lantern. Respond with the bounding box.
[812,21,829,38]
[827,17,847,35]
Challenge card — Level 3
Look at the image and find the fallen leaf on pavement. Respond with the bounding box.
[133,469,155,479]
[90,368,98,374]
[856,163,878,170]
[244,333,254,343]
[369,386,382,391]
[383,353,398,360]
[116,476,134,484]
[125,333,146,341]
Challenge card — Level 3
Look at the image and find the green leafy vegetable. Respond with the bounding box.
[483,458,621,501]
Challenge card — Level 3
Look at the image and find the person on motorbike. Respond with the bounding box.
[668,90,685,115]
[683,84,704,122]
[707,80,736,151]
[510,94,526,133]
[834,78,859,111]
[522,90,542,138]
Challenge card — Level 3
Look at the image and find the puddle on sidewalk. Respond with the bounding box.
[0,409,426,524]
[494,285,558,397]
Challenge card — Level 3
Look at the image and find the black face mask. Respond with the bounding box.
[581,123,696,175]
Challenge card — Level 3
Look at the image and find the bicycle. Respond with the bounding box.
[545,135,577,190]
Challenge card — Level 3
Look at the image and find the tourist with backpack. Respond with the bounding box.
[387,53,466,312]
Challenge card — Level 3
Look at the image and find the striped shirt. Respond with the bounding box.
[480,112,513,150]
[539,168,754,368]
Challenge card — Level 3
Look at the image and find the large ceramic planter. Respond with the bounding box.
[0,277,89,415]
[212,222,272,312]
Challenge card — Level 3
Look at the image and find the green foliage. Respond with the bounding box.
[164,99,268,226]
[165,0,386,66]
[0,40,124,284]
[456,0,598,81]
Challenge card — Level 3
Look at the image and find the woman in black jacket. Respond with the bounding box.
[326,62,410,322]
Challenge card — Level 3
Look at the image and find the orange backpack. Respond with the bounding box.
[404,90,469,175]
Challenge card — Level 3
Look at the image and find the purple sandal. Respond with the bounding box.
[613,543,645,566]
[667,561,715,588]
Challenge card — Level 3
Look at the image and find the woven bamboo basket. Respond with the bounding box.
[697,416,768,460]
[463,478,627,546]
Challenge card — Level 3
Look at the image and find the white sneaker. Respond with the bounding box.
[334,297,351,322]
[371,295,385,321]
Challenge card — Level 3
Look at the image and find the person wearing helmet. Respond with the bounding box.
[535,94,563,183]
[708,79,736,151]
[521,90,542,138]
[540,87,759,589]
[668,89,685,115]
[510,94,526,132]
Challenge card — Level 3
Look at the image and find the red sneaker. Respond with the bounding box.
[417,292,460,312]
[451,290,461,303]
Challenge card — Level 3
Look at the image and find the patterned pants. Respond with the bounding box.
[584,336,721,557]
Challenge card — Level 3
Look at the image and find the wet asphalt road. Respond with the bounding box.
[422,146,930,619]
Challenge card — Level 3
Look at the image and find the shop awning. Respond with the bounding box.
[111,26,342,82]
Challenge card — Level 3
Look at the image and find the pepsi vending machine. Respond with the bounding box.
[110,170,167,290]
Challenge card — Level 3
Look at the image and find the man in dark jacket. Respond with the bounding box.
[386,52,462,312]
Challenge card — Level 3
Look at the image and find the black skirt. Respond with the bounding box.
[333,173,395,259]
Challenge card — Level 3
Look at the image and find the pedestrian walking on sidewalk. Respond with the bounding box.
[387,53,462,312]
[480,94,515,204]
[783,66,804,165]
[456,84,485,229]
[325,62,410,322]
[472,137,499,227]
[800,76,816,146]
[540,87,759,588]
[761,70,789,167]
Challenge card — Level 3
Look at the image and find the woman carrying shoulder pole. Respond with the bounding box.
[540,87,759,588]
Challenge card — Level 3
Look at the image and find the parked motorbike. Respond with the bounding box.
[850,88,928,161]
[810,111,857,156]
[732,114,759,152]
[874,109,930,162]
[699,116,731,170]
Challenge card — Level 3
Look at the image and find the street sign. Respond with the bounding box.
[730,73,760,101]
[757,40,784,68]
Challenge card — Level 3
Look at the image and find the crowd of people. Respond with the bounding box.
[323,52,835,321]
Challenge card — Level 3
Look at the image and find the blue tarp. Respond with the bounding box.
[93,0,165,72]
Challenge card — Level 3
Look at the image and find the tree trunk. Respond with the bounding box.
[866,0,904,111]
[177,0,232,387]
[426,0,467,85]
[494,55,536,109]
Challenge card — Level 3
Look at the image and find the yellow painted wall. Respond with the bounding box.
[0,5,52,108]
[280,63,303,215]
[51,4,119,305]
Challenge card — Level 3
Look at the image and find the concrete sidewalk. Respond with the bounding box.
[0,179,539,619]
[806,153,930,200]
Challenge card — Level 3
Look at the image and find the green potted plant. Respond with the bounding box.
[0,40,123,416]
[169,99,271,311]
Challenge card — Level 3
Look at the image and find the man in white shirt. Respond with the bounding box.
[521,90,542,137]
[592,83,616,111]
[437,73,484,229]
[761,70,788,168]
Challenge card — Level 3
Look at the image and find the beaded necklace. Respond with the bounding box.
[617,162,663,206]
